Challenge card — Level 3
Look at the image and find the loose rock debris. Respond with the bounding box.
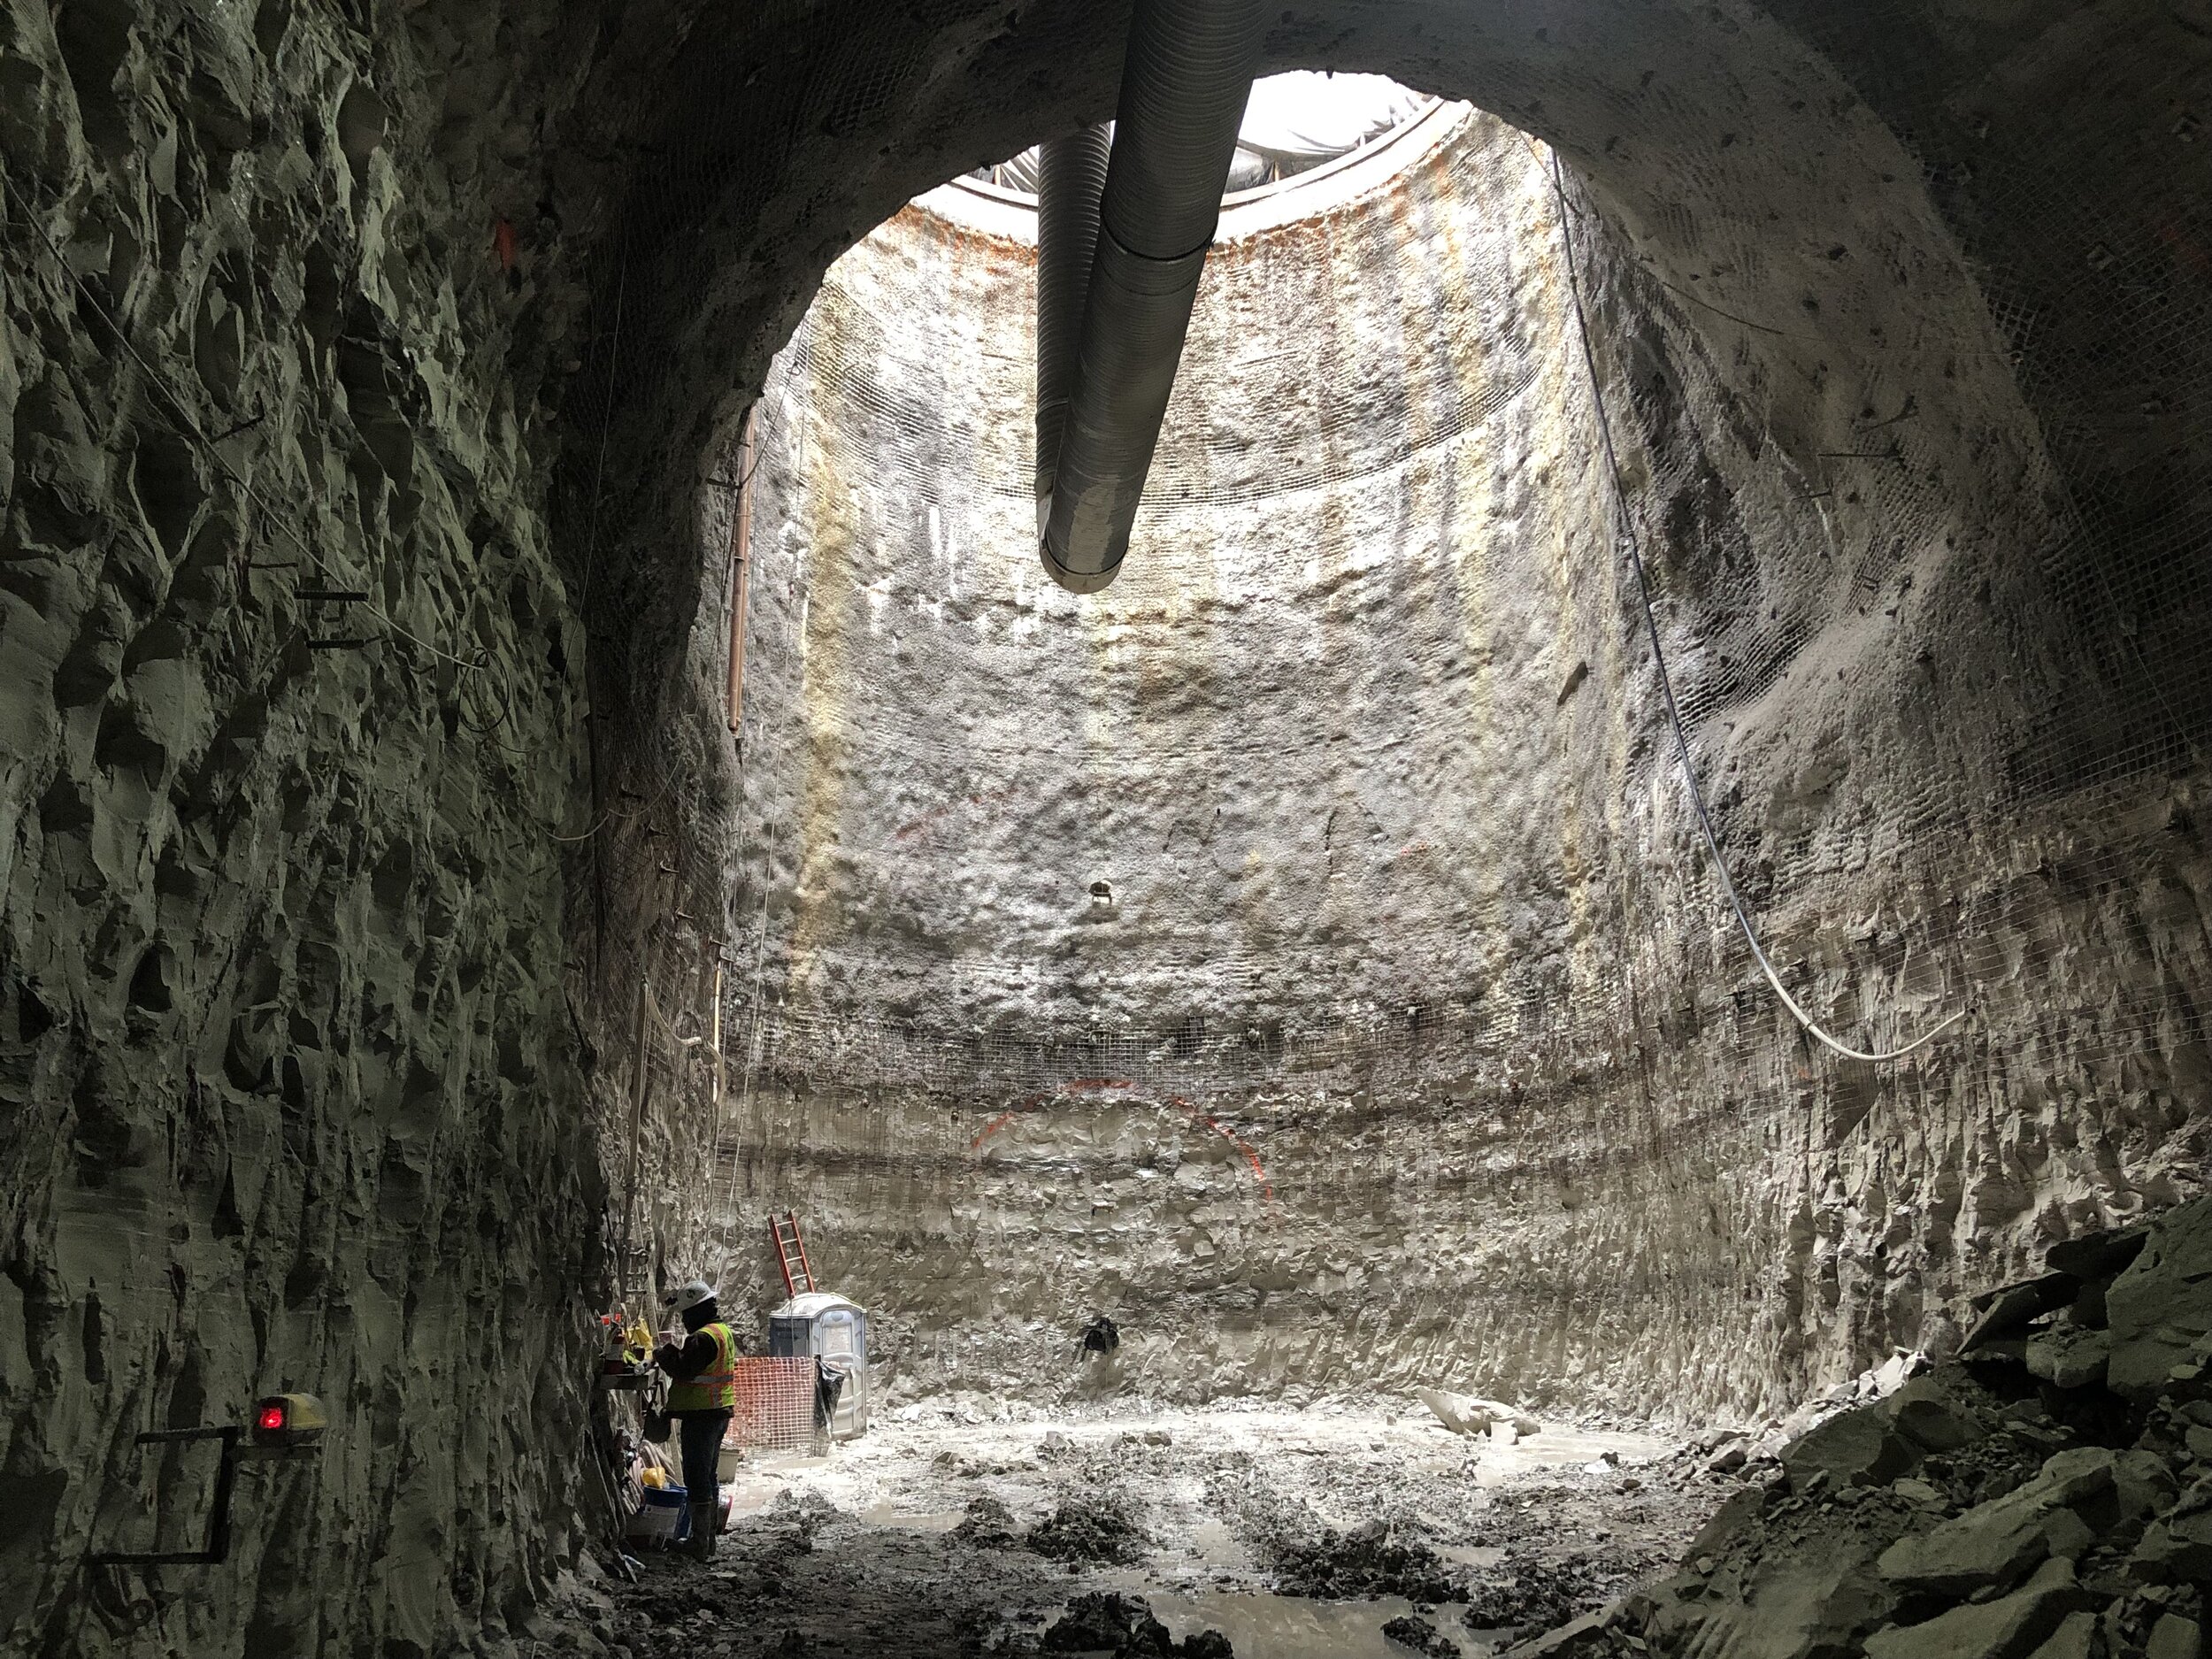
[1259,1517,1467,1603]
[1420,1390,1547,1443]
[1039,1593,1231,1656]
[1386,1612,1467,1657]
[535,1407,1706,1656]
[1501,1195,2212,1659]
[531,1196,2212,1659]
[1028,1492,1156,1565]
[952,1494,1025,1549]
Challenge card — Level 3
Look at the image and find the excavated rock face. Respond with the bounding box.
[697,98,2205,1417]
[0,0,605,1651]
[0,0,2206,1652]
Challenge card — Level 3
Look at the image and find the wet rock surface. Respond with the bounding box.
[1039,1593,1231,1657]
[1385,1613,1465,1658]
[1495,1197,2212,1659]
[1257,1518,1466,1603]
[1458,1548,1628,1639]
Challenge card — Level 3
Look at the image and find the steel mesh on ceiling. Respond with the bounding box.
[565,8,2210,1324]
[699,111,2206,1103]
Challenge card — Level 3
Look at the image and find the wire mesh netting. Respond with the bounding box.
[561,11,2210,1397]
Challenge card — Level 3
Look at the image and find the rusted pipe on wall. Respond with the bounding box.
[1039,0,1267,593]
[618,974,651,1303]
[726,406,757,735]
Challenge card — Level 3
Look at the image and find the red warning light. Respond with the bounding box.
[248,1392,327,1453]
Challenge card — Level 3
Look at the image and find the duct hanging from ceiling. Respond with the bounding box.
[1036,0,1268,593]
[1035,127,1113,524]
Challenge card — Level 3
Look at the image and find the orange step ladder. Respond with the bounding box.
[770,1210,816,1297]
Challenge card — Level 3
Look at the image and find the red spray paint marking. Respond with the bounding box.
[1165,1095,1277,1210]
[967,1100,1041,1150]
[967,1111,1018,1151]
[965,1079,1133,1150]
[493,219,518,272]
[964,1083,1277,1214]
[889,787,1017,846]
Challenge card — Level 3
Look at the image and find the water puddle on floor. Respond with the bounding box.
[1145,1592,1494,1659]
[856,1504,964,1532]
[1434,1542,1507,1571]
[1182,1518,1253,1569]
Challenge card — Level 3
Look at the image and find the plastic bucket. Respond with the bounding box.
[625,1485,688,1545]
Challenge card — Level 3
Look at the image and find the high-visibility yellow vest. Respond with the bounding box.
[666,1322,738,1412]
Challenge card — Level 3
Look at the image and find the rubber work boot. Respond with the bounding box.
[687,1499,717,1563]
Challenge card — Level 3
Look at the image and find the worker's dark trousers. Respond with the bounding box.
[675,1410,731,1531]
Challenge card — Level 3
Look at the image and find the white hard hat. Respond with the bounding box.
[659,1279,717,1315]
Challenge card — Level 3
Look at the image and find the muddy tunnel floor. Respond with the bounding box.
[535,1402,1724,1659]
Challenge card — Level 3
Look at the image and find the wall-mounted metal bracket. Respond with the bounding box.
[88,1426,243,1566]
[88,1418,323,1567]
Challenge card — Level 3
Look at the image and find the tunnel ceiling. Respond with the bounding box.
[3,0,2208,1650]
[558,0,2208,802]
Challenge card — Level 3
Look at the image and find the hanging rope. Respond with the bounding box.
[1545,151,1966,1064]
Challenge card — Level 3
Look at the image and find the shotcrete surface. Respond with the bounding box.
[0,0,605,1650]
[695,110,2209,1428]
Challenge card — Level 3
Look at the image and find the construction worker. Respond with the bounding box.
[654,1279,737,1561]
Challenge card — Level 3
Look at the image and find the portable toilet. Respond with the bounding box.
[767,1292,869,1439]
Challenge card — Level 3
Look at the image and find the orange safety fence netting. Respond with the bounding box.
[723,1356,822,1453]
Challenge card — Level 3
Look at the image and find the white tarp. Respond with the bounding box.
[972,73,1428,196]
[1235,72,1431,171]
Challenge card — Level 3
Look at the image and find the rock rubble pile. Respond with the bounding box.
[1040,1594,1231,1657]
[1260,1516,1465,1602]
[1025,1493,1155,1566]
[1418,1390,1547,1444]
[946,1489,1155,1566]
[1507,1196,2212,1659]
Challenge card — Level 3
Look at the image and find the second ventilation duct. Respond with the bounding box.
[1036,0,1268,594]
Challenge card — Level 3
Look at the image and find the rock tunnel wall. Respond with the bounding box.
[694,111,2212,1423]
[0,1,612,1652]
[0,0,2206,1651]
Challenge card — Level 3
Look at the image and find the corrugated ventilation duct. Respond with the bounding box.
[1037,0,1268,593]
[1035,127,1113,527]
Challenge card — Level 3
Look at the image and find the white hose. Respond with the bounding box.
[1547,152,1966,1064]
